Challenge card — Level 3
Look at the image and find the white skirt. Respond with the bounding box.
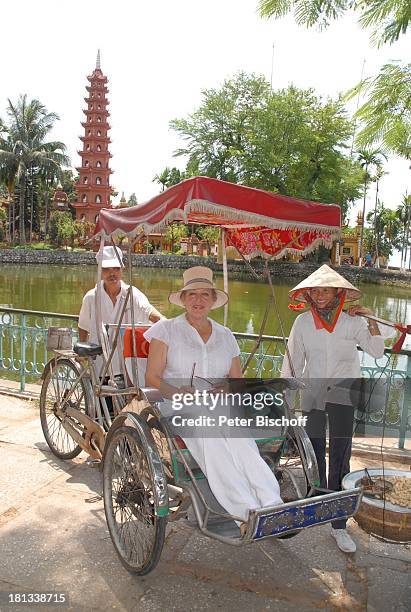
[184,435,283,522]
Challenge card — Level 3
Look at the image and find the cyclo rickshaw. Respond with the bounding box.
[40,177,363,575]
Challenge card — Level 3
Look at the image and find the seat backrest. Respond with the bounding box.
[123,326,151,388]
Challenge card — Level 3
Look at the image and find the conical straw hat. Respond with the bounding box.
[289,264,361,303]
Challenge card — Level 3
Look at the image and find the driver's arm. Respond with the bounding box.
[149,307,164,323]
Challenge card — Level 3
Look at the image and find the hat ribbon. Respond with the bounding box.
[184,278,213,287]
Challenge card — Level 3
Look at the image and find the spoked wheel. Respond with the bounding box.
[103,425,167,575]
[40,358,91,460]
[140,407,174,483]
[264,427,319,540]
[278,426,319,499]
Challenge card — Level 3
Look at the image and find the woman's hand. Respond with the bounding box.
[346,305,381,335]
[346,305,374,318]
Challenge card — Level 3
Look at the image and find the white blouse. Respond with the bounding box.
[281,310,386,380]
[143,314,240,379]
[281,310,387,410]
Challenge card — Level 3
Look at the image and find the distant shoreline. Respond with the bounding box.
[0,248,410,288]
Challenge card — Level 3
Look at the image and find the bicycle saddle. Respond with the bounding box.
[73,342,103,357]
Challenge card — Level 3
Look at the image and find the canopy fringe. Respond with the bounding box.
[96,198,340,241]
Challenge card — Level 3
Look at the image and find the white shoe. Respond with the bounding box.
[331,528,356,553]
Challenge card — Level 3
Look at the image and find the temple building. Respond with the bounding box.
[72,51,113,223]
[52,188,69,212]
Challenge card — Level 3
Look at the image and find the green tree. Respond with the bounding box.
[196,226,220,255]
[365,204,402,265]
[396,194,411,269]
[142,240,153,254]
[383,209,402,263]
[153,167,186,191]
[165,222,188,252]
[356,148,387,266]
[258,1,411,47]
[171,73,270,183]
[258,3,410,163]
[0,95,69,245]
[371,166,388,267]
[0,207,7,242]
[346,62,411,159]
[49,211,76,248]
[74,219,94,246]
[170,73,363,219]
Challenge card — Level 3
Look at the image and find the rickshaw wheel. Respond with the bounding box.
[277,427,318,498]
[140,408,174,483]
[40,358,91,460]
[103,425,166,575]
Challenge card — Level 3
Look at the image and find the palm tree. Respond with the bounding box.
[0,95,69,244]
[396,194,411,271]
[258,1,410,46]
[346,62,411,159]
[371,166,388,268]
[382,208,402,268]
[152,168,171,192]
[356,149,387,266]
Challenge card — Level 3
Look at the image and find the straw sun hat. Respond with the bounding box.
[289,264,361,303]
[169,266,228,310]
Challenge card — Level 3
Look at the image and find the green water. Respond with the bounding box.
[0,265,409,340]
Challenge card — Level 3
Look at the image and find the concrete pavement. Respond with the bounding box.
[0,395,410,612]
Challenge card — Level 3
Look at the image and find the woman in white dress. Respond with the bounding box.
[144,266,282,524]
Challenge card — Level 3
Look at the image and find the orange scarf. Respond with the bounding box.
[306,290,346,333]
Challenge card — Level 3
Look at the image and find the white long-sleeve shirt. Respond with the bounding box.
[281,311,386,410]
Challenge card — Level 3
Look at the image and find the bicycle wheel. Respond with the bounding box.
[139,407,174,483]
[103,425,166,575]
[278,426,319,498]
[40,358,91,460]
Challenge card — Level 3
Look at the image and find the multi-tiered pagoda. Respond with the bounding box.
[72,51,113,222]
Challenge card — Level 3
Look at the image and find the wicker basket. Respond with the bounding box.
[46,327,73,351]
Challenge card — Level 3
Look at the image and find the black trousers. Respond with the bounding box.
[304,404,354,529]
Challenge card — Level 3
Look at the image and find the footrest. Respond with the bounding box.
[249,488,362,540]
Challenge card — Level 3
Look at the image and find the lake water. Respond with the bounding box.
[1,265,410,346]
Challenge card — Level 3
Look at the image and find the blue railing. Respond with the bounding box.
[0,306,410,448]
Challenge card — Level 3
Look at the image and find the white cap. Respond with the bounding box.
[96,246,124,268]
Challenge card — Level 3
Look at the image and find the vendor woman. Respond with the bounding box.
[281,264,385,553]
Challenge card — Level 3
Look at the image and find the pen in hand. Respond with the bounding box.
[190,362,196,387]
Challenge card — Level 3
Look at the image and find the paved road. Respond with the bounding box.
[0,396,410,612]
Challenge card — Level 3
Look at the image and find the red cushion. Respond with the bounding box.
[123,326,150,358]
[175,436,187,449]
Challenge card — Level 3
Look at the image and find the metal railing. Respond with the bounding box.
[0,306,410,448]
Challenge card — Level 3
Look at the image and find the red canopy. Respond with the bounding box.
[95,176,341,259]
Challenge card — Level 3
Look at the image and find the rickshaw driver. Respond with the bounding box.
[78,246,164,382]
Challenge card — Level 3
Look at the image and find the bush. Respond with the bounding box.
[0,207,6,242]
[49,211,76,248]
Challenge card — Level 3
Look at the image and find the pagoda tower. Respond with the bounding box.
[72,51,113,222]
